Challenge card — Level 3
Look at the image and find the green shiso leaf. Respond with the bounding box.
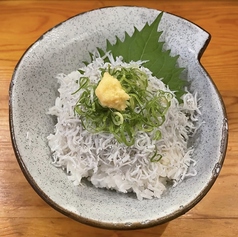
[100,12,187,101]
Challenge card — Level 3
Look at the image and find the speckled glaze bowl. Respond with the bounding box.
[9,6,228,229]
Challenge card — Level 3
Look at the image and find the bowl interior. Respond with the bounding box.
[9,6,228,229]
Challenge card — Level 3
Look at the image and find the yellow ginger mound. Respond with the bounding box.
[95,72,130,111]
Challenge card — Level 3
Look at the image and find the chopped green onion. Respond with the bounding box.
[111,112,124,125]
[150,148,163,162]
[74,66,172,148]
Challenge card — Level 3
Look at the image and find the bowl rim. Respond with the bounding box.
[9,5,228,230]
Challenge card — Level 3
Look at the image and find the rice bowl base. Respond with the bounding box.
[9,6,228,229]
[47,56,199,201]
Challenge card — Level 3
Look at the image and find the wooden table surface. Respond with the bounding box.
[1,0,238,236]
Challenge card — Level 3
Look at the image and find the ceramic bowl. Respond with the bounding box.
[9,6,228,229]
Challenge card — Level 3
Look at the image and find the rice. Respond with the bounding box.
[47,54,200,200]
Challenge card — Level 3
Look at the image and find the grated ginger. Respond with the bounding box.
[95,72,130,111]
